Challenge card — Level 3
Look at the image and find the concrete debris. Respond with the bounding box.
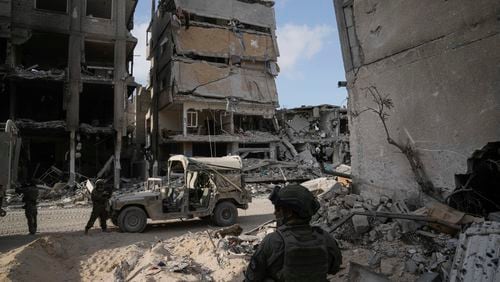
[8,66,65,80]
[488,211,500,222]
[215,224,243,238]
[449,221,500,282]
[348,262,390,282]
[306,177,490,281]
[300,177,341,195]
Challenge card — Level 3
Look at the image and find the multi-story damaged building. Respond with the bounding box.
[146,0,280,171]
[0,0,139,188]
[278,105,350,166]
[333,0,500,198]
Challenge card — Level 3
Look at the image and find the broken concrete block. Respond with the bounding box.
[368,252,382,268]
[340,209,350,216]
[368,230,379,242]
[449,222,500,282]
[416,272,440,282]
[405,259,418,274]
[353,201,364,209]
[380,195,390,204]
[487,211,500,222]
[352,214,370,234]
[348,262,390,282]
[380,258,396,275]
[327,210,340,223]
[343,194,357,208]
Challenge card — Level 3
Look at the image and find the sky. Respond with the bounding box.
[131,0,347,109]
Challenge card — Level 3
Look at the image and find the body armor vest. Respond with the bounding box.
[276,226,329,282]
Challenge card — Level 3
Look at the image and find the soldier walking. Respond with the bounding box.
[17,181,39,235]
[85,179,112,234]
[245,184,343,281]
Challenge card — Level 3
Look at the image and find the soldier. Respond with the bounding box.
[85,179,112,234]
[245,184,342,281]
[17,181,39,235]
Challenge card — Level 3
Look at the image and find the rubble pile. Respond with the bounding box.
[242,158,322,186]
[303,178,500,281]
[110,228,274,282]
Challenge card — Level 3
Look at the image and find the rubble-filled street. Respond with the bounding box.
[1,0,499,281]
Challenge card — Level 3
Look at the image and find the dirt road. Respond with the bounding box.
[0,197,274,253]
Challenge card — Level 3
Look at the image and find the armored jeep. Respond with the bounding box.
[109,155,251,233]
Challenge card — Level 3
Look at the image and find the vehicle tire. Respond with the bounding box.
[118,206,148,233]
[212,201,238,227]
[111,215,119,226]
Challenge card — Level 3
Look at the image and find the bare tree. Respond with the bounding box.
[352,86,442,201]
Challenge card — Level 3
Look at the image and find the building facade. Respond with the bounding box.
[146,0,280,173]
[333,0,500,199]
[0,0,139,188]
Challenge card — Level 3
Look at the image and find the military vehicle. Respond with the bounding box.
[0,120,21,217]
[109,155,251,232]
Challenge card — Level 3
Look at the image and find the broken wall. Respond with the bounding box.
[173,59,278,104]
[334,0,500,198]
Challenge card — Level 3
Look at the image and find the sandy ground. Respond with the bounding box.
[0,198,274,281]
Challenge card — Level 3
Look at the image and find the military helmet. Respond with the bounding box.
[269,184,320,218]
[95,179,106,190]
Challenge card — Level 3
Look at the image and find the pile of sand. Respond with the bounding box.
[0,234,150,281]
[115,231,249,281]
[0,231,250,282]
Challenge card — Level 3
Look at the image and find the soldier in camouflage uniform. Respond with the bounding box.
[17,181,39,235]
[85,179,112,234]
[245,184,342,281]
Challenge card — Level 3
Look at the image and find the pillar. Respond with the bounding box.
[113,0,127,189]
[182,104,188,136]
[68,130,76,186]
[67,0,83,187]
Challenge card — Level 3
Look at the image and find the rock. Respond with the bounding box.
[338,186,350,196]
[380,196,390,204]
[416,272,440,282]
[412,253,427,264]
[301,177,340,194]
[340,209,350,216]
[352,214,370,234]
[386,233,394,242]
[418,263,425,273]
[353,201,364,209]
[405,259,418,274]
[370,196,381,207]
[363,202,375,211]
[215,224,243,238]
[488,211,500,222]
[408,248,417,254]
[368,252,382,268]
[384,248,397,258]
[327,210,340,223]
[380,258,395,275]
[343,194,357,208]
[348,262,390,282]
[369,230,379,242]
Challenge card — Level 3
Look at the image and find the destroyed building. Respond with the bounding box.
[277,105,350,166]
[0,0,139,188]
[146,0,280,171]
[333,0,500,199]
